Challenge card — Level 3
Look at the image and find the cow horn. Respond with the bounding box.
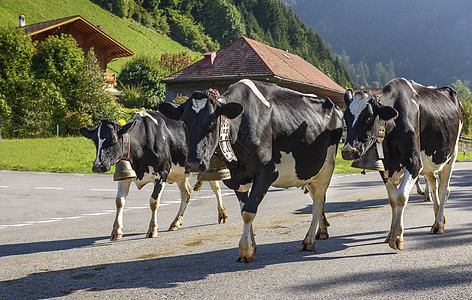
[113,160,137,181]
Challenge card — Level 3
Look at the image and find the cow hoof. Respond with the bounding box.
[388,238,403,250]
[168,225,180,231]
[299,242,315,252]
[110,233,122,241]
[236,254,256,263]
[316,232,329,240]
[146,230,158,238]
[430,224,444,234]
[384,232,391,243]
[218,213,228,224]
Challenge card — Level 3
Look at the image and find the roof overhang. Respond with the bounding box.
[24,16,133,60]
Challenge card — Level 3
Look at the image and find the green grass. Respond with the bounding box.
[0,0,200,73]
[2,136,470,174]
[0,136,114,174]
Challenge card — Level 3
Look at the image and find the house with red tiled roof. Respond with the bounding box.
[161,36,346,107]
[20,15,133,88]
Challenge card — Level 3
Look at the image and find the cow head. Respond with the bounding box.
[80,119,136,173]
[159,90,243,173]
[342,90,398,160]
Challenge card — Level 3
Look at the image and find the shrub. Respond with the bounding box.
[117,55,166,109]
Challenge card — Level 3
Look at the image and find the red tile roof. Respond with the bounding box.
[162,36,345,94]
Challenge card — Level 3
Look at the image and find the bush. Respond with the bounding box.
[157,51,197,75]
[118,84,147,108]
[117,55,166,109]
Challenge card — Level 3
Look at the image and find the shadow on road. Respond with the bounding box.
[2,224,472,298]
[0,234,141,258]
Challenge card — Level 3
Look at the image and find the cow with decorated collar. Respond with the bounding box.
[159,79,343,263]
[342,78,464,250]
[80,110,228,241]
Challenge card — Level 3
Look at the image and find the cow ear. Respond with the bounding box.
[378,105,399,121]
[79,127,95,139]
[118,120,137,135]
[344,89,353,107]
[216,102,243,119]
[159,102,184,120]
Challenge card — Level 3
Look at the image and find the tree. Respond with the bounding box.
[0,29,122,137]
[451,80,471,102]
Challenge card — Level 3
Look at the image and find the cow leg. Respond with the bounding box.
[415,177,431,202]
[209,180,228,224]
[389,170,417,250]
[301,181,330,251]
[301,145,336,250]
[384,180,398,244]
[415,178,425,195]
[316,211,330,240]
[423,172,441,234]
[237,164,278,263]
[169,178,191,231]
[111,179,132,241]
[431,156,456,234]
[146,179,165,238]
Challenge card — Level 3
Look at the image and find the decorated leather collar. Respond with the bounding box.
[119,132,131,161]
[210,89,237,162]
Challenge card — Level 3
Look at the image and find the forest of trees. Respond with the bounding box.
[283,0,472,89]
[91,0,354,89]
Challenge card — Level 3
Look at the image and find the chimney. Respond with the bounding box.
[199,52,217,68]
[19,15,25,27]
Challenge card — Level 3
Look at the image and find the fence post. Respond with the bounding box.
[57,124,59,137]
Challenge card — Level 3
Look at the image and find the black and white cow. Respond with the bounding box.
[342,78,464,250]
[159,79,343,262]
[80,111,228,241]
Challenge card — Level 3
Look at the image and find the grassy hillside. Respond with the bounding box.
[0,0,199,73]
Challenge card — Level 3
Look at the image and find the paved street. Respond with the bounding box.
[1,161,471,299]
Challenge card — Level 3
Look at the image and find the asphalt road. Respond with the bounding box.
[1,161,471,299]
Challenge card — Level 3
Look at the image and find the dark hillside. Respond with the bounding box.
[284,0,472,87]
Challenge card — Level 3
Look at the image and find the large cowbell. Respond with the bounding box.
[197,150,231,181]
[351,145,385,171]
[351,125,386,172]
[114,160,137,181]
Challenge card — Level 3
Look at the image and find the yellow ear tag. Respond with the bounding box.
[117,119,126,126]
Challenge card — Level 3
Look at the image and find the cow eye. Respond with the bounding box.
[109,136,118,145]
[208,119,217,130]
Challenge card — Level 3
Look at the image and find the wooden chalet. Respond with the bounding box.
[21,15,133,72]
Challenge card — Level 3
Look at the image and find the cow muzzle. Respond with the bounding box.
[185,161,207,173]
[92,164,107,173]
[341,144,359,160]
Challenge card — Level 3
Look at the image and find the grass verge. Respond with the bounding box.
[0,137,470,174]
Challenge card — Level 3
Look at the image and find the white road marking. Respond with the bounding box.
[81,212,110,216]
[0,185,9,188]
[90,188,116,192]
[34,187,64,190]
[0,188,234,229]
